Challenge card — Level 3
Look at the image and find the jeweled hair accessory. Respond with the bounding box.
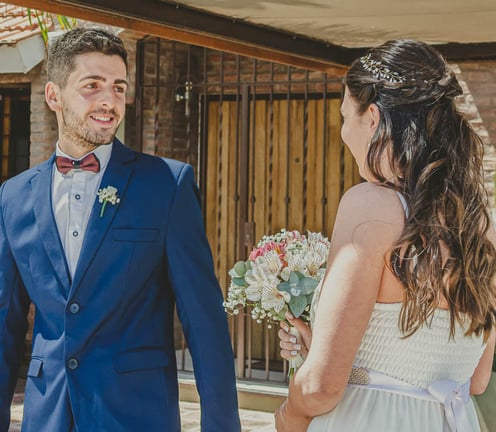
[359,53,404,83]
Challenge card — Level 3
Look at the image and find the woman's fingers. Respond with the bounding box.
[280,340,302,352]
[286,314,312,349]
[280,348,301,360]
[278,328,298,343]
[278,326,302,359]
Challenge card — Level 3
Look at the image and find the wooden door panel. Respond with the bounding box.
[205,94,360,369]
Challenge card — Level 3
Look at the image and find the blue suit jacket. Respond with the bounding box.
[0,140,241,431]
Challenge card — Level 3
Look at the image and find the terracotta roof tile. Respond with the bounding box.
[0,3,52,45]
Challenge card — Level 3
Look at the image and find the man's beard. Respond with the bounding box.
[61,105,119,149]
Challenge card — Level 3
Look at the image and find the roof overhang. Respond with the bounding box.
[6,0,496,72]
[0,33,45,73]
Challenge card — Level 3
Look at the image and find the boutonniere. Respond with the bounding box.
[97,186,120,217]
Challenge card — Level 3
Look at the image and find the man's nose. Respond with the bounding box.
[99,87,116,108]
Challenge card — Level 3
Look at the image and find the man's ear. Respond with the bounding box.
[367,103,381,134]
[45,82,61,112]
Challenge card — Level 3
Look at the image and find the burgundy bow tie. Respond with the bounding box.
[55,153,100,174]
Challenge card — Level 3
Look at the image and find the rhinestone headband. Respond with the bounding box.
[359,53,404,83]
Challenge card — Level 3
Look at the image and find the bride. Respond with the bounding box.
[275,39,496,432]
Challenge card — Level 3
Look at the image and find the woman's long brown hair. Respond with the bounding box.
[346,39,496,339]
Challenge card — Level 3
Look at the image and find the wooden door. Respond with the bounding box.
[204,92,361,378]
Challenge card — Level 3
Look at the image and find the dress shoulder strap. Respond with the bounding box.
[395,191,409,217]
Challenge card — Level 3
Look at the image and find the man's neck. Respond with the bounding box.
[58,142,99,159]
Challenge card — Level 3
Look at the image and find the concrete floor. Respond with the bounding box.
[9,379,276,432]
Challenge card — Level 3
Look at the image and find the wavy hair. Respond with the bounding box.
[345,39,496,338]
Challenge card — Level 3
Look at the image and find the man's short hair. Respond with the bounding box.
[47,27,128,88]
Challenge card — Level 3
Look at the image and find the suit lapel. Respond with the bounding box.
[70,141,136,294]
[31,155,72,291]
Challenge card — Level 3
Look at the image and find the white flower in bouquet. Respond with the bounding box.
[224,229,330,376]
[225,229,330,322]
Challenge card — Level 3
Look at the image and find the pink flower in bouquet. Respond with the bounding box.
[248,241,286,261]
[225,228,330,376]
[225,229,330,325]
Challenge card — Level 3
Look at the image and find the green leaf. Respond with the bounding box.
[278,281,291,293]
[299,277,319,295]
[232,277,247,287]
[233,261,247,277]
[289,295,308,318]
[289,271,300,286]
[275,304,288,321]
[27,8,33,25]
[25,7,77,44]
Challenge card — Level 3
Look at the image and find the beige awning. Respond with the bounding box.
[0,3,46,73]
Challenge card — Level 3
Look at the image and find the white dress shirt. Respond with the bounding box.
[52,142,113,277]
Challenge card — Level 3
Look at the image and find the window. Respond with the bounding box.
[1,86,30,184]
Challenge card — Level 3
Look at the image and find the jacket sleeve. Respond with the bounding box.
[0,183,30,432]
[165,164,241,432]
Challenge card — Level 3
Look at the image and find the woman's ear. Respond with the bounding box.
[367,103,380,133]
[45,82,61,112]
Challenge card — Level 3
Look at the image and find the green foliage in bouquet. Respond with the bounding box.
[224,229,330,327]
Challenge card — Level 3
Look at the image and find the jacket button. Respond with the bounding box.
[67,358,79,370]
[69,303,80,314]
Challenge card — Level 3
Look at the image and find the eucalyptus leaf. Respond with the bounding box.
[232,277,247,287]
[228,268,239,278]
[278,281,291,293]
[299,277,319,294]
[289,272,300,286]
[289,295,307,318]
[306,292,314,304]
[233,261,247,277]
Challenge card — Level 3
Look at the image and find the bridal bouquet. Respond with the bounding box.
[224,229,330,374]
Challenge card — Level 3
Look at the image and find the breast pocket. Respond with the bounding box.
[112,228,159,243]
[27,357,44,378]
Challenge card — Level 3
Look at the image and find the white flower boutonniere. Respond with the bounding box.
[97,186,120,218]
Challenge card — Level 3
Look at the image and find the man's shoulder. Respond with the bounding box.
[1,159,51,191]
[131,150,191,179]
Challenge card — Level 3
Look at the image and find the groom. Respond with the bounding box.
[0,27,240,431]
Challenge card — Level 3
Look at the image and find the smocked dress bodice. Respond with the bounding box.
[353,302,485,389]
[308,283,485,431]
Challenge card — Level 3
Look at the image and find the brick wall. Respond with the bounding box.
[137,38,348,173]
[29,63,58,165]
[457,62,496,206]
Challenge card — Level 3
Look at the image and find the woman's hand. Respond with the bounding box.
[278,313,313,360]
[275,400,312,432]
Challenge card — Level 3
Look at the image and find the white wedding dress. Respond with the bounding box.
[307,287,486,432]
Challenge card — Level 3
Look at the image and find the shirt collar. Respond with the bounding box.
[55,141,113,173]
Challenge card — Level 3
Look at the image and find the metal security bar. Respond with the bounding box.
[136,38,360,382]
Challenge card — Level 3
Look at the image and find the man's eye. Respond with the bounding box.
[114,86,126,93]
[84,83,97,89]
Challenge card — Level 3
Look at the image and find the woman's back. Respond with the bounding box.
[307,299,485,431]
[354,302,485,388]
[305,184,488,431]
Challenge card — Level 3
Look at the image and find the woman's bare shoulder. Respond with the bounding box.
[334,182,405,248]
[340,182,405,221]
